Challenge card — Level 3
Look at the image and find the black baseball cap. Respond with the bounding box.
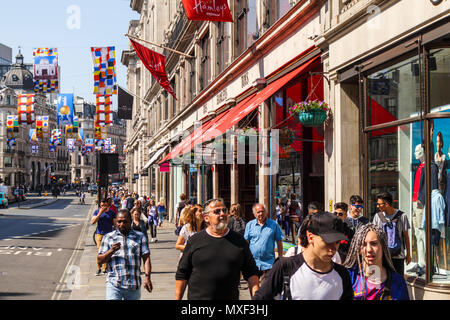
[307,211,347,243]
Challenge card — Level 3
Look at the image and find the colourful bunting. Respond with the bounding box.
[6,115,19,147]
[95,95,113,126]
[91,47,117,95]
[17,94,35,124]
[50,129,62,146]
[57,94,74,125]
[33,48,59,93]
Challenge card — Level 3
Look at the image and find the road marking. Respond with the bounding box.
[0,224,79,241]
[51,203,94,300]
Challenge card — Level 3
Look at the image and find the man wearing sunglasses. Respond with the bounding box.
[333,202,354,262]
[175,199,259,300]
[344,195,369,233]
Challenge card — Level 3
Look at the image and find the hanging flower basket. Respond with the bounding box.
[237,127,258,145]
[289,100,329,127]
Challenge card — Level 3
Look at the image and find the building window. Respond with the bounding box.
[200,31,210,91]
[236,0,258,56]
[189,52,196,101]
[171,78,176,117]
[217,21,230,73]
[268,0,294,26]
[164,92,169,121]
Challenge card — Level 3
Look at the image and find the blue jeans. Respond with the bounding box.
[106,282,141,300]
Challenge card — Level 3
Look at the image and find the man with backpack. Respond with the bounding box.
[372,192,411,275]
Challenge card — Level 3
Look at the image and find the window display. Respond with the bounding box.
[366,47,450,284]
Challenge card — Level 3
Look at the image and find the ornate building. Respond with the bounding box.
[0,51,69,188]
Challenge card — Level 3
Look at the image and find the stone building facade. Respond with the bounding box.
[123,0,450,298]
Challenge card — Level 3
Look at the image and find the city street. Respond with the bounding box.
[0,193,90,300]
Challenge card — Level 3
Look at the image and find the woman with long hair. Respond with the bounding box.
[131,207,148,243]
[175,205,206,255]
[157,198,166,227]
[342,223,409,300]
[147,199,159,242]
[227,203,246,236]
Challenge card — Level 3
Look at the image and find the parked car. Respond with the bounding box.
[0,185,14,203]
[0,192,8,208]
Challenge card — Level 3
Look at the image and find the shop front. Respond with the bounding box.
[335,18,450,297]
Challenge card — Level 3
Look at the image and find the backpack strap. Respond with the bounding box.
[377,212,388,224]
[282,275,292,300]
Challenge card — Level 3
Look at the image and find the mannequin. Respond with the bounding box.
[409,144,426,275]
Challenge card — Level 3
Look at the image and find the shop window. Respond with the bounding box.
[430,48,450,110]
[367,55,421,127]
[427,116,450,284]
[367,124,427,279]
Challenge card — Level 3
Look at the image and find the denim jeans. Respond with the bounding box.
[106,282,141,300]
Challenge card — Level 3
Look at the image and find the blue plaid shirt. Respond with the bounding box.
[98,229,150,290]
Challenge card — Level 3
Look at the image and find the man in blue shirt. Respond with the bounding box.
[244,203,284,284]
[92,198,116,275]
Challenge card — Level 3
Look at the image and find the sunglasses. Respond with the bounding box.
[334,212,344,217]
[352,204,364,209]
[211,208,228,215]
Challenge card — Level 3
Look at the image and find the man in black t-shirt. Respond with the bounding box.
[175,199,259,300]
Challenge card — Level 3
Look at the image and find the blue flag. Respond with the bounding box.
[57,94,74,126]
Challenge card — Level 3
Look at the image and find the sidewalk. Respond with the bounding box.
[68,205,252,300]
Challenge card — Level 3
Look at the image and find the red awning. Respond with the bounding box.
[159,52,320,163]
[199,55,320,144]
[159,108,233,163]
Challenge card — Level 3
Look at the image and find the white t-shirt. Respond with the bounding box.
[290,261,344,300]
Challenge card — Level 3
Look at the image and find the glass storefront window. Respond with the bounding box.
[430,48,450,110]
[368,123,427,280]
[367,55,421,127]
[428,117,450,284]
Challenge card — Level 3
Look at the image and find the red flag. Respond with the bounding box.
[182,0,233,22]
[129,39,177,99]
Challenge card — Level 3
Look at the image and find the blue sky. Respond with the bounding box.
[0,0,140,108]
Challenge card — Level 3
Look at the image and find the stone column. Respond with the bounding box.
[197,163,203,205]
[213,163,219,199]
[230,130,239,205]
[258,100,271,214]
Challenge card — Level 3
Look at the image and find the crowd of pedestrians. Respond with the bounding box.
[91,185,411,301]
